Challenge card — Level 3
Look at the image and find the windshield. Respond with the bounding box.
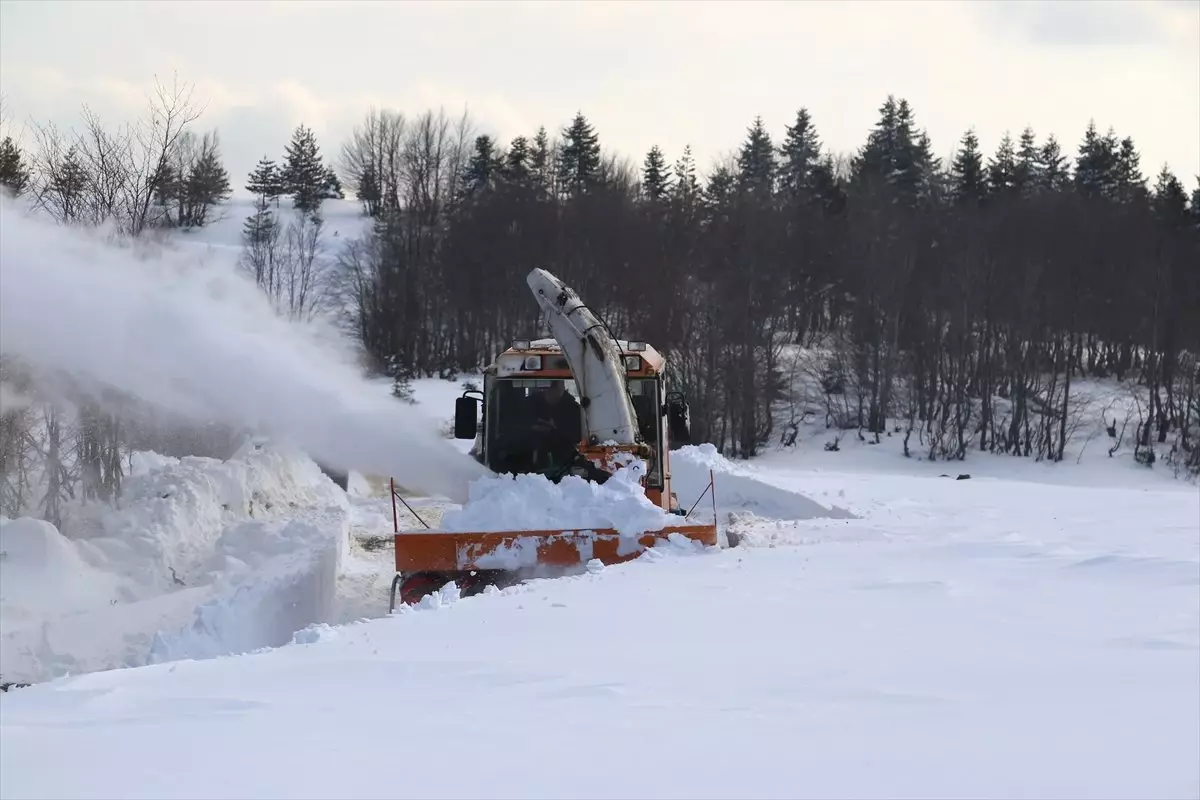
[481,375,663,488]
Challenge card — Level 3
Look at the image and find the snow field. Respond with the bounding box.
[3,366,1196,798]
[1,465,1195,799]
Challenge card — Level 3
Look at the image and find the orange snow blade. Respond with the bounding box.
[393,524,718,574]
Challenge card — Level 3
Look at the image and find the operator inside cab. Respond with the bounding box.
[528,380,583,466]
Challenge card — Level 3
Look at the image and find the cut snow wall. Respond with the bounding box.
[0,445,353,684]
[147,507,349,664]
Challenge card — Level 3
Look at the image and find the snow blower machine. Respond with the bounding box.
[388,268,722,609]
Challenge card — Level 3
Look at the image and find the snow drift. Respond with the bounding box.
[0,443,351,685]
[0,199,487,504]
[671,444,855,522]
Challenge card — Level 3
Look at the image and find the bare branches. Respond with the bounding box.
[240,209,334,323]
[339,108,407,217]
[125,74,206,235]
[22,74,207,235]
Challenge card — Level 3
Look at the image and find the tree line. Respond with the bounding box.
[328,97,1200,476]
[1,79,1197,527]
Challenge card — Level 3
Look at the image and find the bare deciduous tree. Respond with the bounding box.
[339,108,407,217]
[25,74,205,235]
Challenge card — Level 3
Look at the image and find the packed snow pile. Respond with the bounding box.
[671,443,856,522]
[0,442,352,685]
[438,460,679,537]
[62,439,348,590]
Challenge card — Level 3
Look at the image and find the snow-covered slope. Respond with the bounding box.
[1,442,1196,799]
[170,196,373,258]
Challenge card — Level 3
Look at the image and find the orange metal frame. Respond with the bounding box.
[390,468,720,574]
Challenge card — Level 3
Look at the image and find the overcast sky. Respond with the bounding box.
[1,0,1197,195]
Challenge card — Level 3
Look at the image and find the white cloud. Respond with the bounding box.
[0,0,1195,184]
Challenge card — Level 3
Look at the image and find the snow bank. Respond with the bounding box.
[438,460,678,537]
[0,444,352,685]
[671,443,856,522]
[147,508,349,663]
[64,440,347,588]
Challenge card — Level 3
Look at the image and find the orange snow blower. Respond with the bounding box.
[388,269,722,609]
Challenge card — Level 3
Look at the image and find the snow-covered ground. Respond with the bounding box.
[2,374,1198,799]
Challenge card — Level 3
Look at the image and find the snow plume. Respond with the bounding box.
[0,201,488,503]
[0,381,34,413]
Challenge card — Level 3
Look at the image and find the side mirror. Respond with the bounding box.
[454,396,479,440]
[665,390,692,446]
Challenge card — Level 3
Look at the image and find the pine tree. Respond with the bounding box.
[49,145,88,221]
[183,139,232,227]
[1191,179,1200,233]
[461,134,501,196]
[152,160,182,223]
[242,201,277,246]
[672,144,699,204]
[246,156,284,206]
[852,95,899,185]
[0,136,31,196]
[736,116,775,195]
[1074,121,1120,199]
[1152,166,1188,227]
[1014,126,1042,196]
[778,108,822,199]
[556,112,601,197]
[703,166,735,211]
[853,96,935,204]
[530,126,551,190]
[808,154,842,213]
[323,166,344,200]
[987,132,1018,197]
[1115,136,1146,203]
[950,128,987,206]
[641,145,671,202]
[504,135,531,183]
[1038,135,1070,193]
[281,124,330,215]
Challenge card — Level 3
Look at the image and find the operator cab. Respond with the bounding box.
[452,338,691,490]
